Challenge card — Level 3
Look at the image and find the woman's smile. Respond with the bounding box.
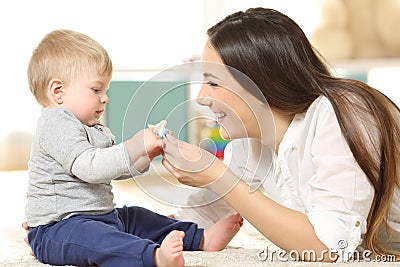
[214,111,227,123]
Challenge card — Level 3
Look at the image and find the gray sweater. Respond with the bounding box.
[26,108,141,227]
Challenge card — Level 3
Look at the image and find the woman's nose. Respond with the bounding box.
[196,84,212,106]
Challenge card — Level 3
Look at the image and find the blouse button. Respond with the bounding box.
[355,221,360,227]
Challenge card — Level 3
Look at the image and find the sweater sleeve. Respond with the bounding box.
[71,143,142,183]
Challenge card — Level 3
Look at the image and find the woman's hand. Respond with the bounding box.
[162,134,227,187]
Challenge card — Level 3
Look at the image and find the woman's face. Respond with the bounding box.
[197,42,264,140]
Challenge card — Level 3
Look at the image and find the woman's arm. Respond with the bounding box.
[220,176,333,261]
[162,135,335,262]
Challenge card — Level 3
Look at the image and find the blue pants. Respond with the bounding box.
[28,206,204,267]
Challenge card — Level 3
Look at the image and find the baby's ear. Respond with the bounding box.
[48,79,64,105]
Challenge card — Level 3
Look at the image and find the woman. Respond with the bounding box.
[162,7,400,262]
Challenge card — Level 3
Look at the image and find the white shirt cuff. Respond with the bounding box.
[307,209,364,262]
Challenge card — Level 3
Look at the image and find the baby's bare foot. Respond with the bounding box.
[154,230,185,267]
[202,213,243,251]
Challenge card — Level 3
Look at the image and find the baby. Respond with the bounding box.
[25,29,242,267]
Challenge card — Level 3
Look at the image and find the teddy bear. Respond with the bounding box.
[311,0,400,60]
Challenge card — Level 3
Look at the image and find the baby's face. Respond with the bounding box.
[61,71,111,126]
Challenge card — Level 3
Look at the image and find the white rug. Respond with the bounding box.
[1,222,399,266]
[0,171,398,266]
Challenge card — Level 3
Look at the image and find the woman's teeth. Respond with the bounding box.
[215,112,226,122]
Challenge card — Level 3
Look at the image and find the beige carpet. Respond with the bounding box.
[3,223,399,266]
[1,171,398,266]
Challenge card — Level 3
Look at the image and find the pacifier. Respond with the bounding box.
[151,120,169,139]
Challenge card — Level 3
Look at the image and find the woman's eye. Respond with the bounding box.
[207,81,218,87]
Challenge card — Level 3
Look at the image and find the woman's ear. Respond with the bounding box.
[48,79,64,105]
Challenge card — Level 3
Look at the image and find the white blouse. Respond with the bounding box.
[174,96,399,259]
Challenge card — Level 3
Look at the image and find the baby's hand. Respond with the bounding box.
[143,128,164,158]
[124,128,164,165]
[137,128,164,157]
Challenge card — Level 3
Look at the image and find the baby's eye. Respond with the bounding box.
[91,88,101,93]
[207,81,218,87]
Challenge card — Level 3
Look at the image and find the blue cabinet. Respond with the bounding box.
[105,81,189,144]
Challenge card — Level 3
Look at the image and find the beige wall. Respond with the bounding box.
[0,132,31,171]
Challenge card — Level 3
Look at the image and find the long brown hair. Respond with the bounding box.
[208,7,400,255]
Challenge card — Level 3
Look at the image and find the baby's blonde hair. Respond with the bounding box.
[27,29,113,106]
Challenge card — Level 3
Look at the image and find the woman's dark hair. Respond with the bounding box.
[208,7,400,256]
